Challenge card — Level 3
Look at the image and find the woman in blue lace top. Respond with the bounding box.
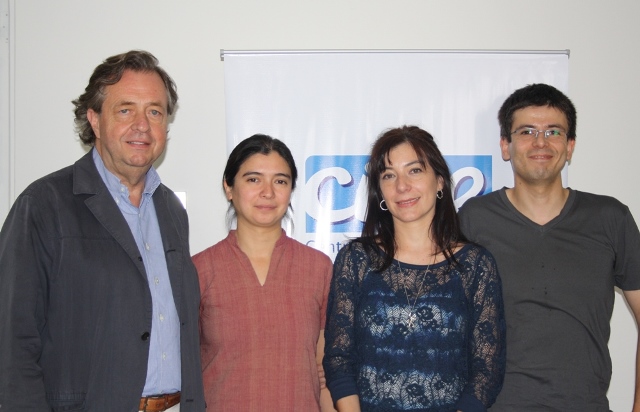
[323,126,506,412]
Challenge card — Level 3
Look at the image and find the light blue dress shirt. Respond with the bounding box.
[93,149,181,395]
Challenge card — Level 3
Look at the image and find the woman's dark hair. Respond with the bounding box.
[223,134,298,224]
[361,125,465,271]
[223,134,297,190]
[72,50,178,145]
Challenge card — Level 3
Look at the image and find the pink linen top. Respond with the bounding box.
[193,230,333,411]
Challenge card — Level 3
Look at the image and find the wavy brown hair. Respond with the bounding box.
[72,50,178,145]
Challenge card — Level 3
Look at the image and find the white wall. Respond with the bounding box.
[6,0,640,409]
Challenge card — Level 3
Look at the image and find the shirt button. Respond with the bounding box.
[154,277,159,285]
[145,243,150,251]
[159,314,164,322]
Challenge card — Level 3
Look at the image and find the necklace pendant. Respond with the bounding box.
[397,259,429,332]
[406,312,417,329]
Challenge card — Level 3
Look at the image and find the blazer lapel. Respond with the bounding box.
[73,150,148,279]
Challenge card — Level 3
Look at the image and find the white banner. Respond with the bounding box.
[223,50,569,259]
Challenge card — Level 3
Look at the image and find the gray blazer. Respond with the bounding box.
[0,150,205,411]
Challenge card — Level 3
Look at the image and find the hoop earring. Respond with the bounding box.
[379,200,388,211]
[436,190,443,200]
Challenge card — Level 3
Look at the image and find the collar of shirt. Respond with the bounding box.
[92,148,161,209]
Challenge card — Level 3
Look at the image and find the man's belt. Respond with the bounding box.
[139,392,180,412]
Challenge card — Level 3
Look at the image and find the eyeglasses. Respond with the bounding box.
[511,127,568,141]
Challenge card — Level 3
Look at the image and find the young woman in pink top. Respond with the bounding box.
[193,134,335,411]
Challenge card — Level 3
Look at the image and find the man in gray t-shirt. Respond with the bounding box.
[459,83,640,412]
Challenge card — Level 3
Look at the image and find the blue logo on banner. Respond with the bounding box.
[448,155,492,206]
[304,155,492,233]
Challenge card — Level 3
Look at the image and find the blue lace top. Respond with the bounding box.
[323,241,505,412]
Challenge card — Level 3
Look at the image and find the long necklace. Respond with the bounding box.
[397,259,430,329]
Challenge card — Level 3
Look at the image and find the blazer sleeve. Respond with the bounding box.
[0,191,52,410]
